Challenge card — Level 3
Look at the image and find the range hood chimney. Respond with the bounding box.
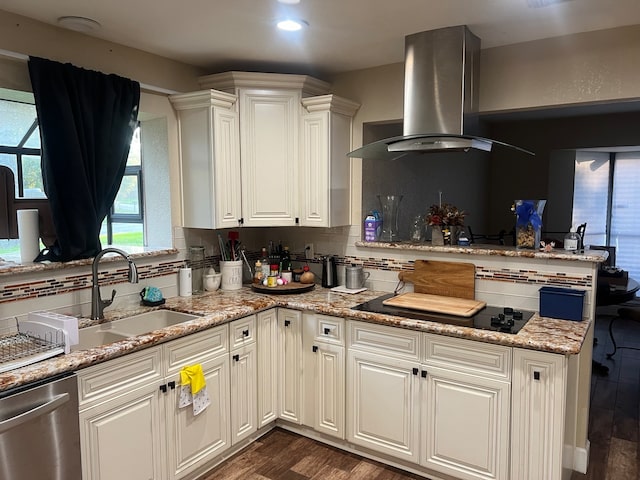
[348,25,533,160]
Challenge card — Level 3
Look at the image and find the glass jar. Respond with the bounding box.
[189,246,205,294]
[514,200,546,249]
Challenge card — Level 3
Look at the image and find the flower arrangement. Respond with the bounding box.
[426,203,465,226]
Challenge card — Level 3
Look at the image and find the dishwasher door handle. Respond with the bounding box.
[0,392,69,434]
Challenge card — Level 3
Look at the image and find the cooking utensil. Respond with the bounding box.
[398,260,476,299]
[382,292,486,317]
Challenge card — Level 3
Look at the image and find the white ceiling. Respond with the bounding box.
[1,0,640,77]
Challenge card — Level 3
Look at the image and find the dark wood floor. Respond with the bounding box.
[201,428,425,480]
[571,305,640,480]
[202,306,640,480]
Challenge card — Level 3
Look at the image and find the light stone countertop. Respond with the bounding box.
[0,286,592,393]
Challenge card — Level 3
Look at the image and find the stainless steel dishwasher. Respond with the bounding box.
[0,373,81,480]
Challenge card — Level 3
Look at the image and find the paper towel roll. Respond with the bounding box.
[179,268,192,297]
[17,209,40,263]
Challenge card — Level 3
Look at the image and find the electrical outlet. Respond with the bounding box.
[304,243,314,260]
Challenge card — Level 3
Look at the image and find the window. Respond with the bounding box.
[572,150,640,278]
[0,93,146,255]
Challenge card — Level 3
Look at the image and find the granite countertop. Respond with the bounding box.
[0,286,592,393]
[355,241,609,263]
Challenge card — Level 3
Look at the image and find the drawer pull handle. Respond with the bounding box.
[312,345,318,353]
[159,384,167,393]
[242,329,249,337]
[284,320,291,327]
[323,327,331,335]
[421,370,428,378]
[233,354,240,362]
[412,367,419,376]
[534,371,541,381]
[168,381,176,390]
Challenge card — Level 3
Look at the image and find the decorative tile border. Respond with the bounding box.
[475,265,592,288]
[0,260,185,304]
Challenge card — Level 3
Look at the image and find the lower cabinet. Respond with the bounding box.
[78,325,230,480]
[278,308,303,424]
[229,315,258,445]
[302,313,346,439]
[257,309,278,427]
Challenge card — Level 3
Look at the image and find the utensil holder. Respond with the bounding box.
[220,260,242,291]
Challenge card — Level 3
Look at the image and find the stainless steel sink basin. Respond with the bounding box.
[73,310,201,351]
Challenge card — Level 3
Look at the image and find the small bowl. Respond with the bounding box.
[204,273,222,291]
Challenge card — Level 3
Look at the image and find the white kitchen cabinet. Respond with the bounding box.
[300,95,359,227]
[78,325,231,480]
[278,308,303,424]
[229,315,257,445]
[169,90,241,229]
[257,309,278,427]
[199,71,360,228]
[420,366,510,480]
[302,313,345,439]
[511,348,567,480]
[347,321,422,462]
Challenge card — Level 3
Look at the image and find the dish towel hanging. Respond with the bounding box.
[178,364,210,415]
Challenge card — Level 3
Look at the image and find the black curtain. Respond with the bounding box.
[27,57,140,262]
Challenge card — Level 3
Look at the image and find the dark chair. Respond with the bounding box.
[607,307,640,358]
[467,226,510,245]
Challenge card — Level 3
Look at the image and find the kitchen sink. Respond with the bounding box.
[72,310,201,351]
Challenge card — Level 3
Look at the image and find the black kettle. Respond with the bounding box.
[321,255,338,288]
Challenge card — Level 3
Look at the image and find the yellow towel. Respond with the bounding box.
[180,364,206,395]
[178,364,210,415]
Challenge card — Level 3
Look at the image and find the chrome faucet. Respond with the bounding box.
[91,248,139,320]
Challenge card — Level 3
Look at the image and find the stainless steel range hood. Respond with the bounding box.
[348,25,533,160]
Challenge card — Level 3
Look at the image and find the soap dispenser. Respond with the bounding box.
[564,226,580,251]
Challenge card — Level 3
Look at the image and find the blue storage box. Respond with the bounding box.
[539,286,585,321]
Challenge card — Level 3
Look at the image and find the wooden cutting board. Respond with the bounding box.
[383,292,486,317]
[398,260,476,299]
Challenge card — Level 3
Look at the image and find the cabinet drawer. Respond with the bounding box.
[309,314,344,346]
[348,321,420,361]
[165,324,228,376]
[423,333,512,380]
[230,315,256,349]
[78,347,163,409]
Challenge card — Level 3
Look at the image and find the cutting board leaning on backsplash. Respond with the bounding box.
[384,260,486,317]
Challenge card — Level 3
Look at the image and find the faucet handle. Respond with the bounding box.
[103,289,117,308]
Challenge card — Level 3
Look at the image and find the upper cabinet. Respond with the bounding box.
[169,90,241,229]
[300,95,359,227]
[189,71,359,228]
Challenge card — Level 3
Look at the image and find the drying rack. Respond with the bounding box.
[0,318,65,374]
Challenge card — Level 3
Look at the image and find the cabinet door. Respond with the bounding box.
[239,89,300,226]
[278,309,303,423]
[79,383,165,480]
[313,343,345,439]
[257,309,278,427]
[165,354,231,480]
[511,349,567,480]
[171,91,241,229]
[230,342,258,445]
[421,365,510,480]
[346,348,420,463]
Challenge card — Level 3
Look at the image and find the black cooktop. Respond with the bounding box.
[351,294,534,334]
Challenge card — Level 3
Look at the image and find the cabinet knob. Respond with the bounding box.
[239,218,244,225]
[312,345,318,353]
[168,381,176,390]
[159,384,167,393]
[284,320,291,327]
[421,370,428,378]
[233,354,240,362]
[412,367,419,376]
[534,371,541,381]
[323,327,331,335]
[242,329,249,337]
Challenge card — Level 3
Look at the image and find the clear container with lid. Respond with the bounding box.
[564,226,580,251]
[189,246,205,293]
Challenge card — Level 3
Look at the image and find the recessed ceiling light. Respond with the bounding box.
[277,0,301,4]
[526,0,573,7]
[57,16,101,32]
[277,19,308,31]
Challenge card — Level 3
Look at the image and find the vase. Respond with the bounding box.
[431,225,444,246]
[515,200,546,249]
[378,195,403,242]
